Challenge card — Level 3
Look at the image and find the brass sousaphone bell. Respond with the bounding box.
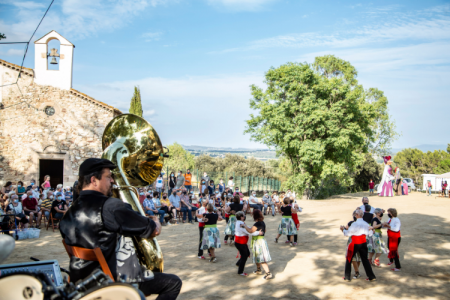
[102,114,166,272]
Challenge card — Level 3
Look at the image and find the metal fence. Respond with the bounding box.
[159,168,281,195]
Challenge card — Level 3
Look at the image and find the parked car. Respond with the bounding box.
[402,178,415,192]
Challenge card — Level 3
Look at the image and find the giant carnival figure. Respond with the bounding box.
[377,156,394,197]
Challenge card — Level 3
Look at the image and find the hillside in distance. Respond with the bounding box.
[182,145,277,161]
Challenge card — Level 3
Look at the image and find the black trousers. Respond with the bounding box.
[287,235,297,242]
[344,243,376,280]
[198,226,211,256]
[139,273,182,300]
[234,242,250,274]
[387,237,401,269]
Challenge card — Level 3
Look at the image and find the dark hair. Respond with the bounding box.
[229,176,233,180]
[77,169,106,194]
[233,195,240,205]
[4,181,12,187]
[201,193,205,197]
[283,197,290,205]
[153,192,159,198]
[18,181,24,186]
[252,209,264,221]
[364,204,371,212]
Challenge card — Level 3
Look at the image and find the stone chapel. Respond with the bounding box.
[0,30,122,187]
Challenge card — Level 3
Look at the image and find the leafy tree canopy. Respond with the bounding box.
[394,148,450,188]
[164,143,195,173]
[245,56,396,198]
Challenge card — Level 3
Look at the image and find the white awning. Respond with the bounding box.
[436,172,450,178]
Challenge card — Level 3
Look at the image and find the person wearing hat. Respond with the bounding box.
[59,158,182,299]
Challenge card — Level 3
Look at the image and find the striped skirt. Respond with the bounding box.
[252,237,272,263]
[278,217,297,236]
[202,227,221,249]
[224,215,236,236]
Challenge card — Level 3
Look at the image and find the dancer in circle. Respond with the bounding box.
[234,211,262,276]
[274,197,298,246]
[383,208,402,271]
[368,208,389,267]
[341,209,376,282]
[345,211,362,279]
[224,195,246,246]
[242,209,273,280]
[377,156,394,197]
[286,198,302,245]
[196,199,211,259]
[201,203,223,263]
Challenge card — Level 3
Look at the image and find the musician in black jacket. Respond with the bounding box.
[60,158,182,299]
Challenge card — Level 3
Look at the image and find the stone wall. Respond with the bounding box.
[0,61,120,186]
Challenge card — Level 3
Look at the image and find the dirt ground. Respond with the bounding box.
[3,191,450,300]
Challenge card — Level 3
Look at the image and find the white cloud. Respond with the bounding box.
[0,0,175,42]
[206,0,277,11]
[144,109,156,116]
[142,31,163,42]
[210,4,450,53]
[0,49,24,56]
[76,73,265,147]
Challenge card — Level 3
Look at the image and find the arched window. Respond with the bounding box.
[47,38,60,70]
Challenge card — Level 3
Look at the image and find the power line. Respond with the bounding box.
[0,0,55,89]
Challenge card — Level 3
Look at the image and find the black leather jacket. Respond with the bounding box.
[60,190,155,282]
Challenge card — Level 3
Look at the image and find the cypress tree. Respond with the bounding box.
[129,86,143,117]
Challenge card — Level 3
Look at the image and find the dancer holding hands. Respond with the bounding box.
[274,197,298,246]
[242,209,273,279]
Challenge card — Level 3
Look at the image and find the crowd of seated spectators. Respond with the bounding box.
[0,177,73,233]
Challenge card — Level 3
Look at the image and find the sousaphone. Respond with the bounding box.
[102,114,166,272]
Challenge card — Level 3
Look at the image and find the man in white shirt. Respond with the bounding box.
[358,197,375,214]
[248,191,263,212]
[340,209,376,282]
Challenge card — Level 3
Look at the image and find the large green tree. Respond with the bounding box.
[364,88,399,156]
[164,143,195,173]
[245,56,387,199]
[353,154,381,192]
[129,86,143,117]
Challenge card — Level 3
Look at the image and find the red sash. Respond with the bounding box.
[199,222,205,228]
[347,235,366,263]
[292,213,299,225]
[225,213,230,218]
[387,229,401,259]
[235,236,249,244]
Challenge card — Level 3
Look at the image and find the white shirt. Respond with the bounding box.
[235,220,261,237]
[227,180,234,188]
[156,177,163,188]
[197,206,206,222]
[343,218,373,237]
[249,195,259,204]
[388,217,401,232]
[359,204,375,214]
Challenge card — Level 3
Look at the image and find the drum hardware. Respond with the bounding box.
[0,235,15,263]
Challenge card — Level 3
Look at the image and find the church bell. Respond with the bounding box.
[50,57,58,65]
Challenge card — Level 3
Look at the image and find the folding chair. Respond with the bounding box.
[62,239,114,282]
[46,213,59,232]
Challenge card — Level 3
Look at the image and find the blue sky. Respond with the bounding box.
[1,0,449,150]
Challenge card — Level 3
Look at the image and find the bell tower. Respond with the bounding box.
[34,30,74,90]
